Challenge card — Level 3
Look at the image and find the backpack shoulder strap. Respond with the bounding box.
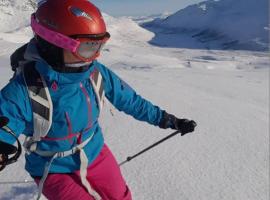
[22,62,53,141]
[89,68,105,112]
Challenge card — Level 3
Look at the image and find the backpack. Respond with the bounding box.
[10,44,105,148]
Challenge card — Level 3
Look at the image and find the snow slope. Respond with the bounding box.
[143,0,269,51]
[0,5,269,200]
[0,0,35,33]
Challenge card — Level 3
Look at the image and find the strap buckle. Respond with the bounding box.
[23,137,38,154]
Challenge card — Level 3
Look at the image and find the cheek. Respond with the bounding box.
[63,50,81,63]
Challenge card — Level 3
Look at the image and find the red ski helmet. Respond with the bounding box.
[32,0,110,71]
[35,0,108,37]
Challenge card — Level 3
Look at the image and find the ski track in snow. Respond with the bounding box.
[0,14,269,200]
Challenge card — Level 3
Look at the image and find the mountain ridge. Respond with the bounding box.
[143,0,269,51]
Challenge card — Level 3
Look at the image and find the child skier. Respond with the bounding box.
[0,0,197,200]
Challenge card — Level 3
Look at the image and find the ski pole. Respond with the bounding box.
[119,130,181,166]
[0,180,35,185]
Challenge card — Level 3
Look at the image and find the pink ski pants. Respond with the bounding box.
[35,144,132,200]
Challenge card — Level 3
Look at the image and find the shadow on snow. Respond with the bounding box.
[141,23,269,52]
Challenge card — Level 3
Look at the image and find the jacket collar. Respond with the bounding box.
[24,38,95,85]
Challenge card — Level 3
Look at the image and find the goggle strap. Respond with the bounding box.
[71,32,111,40]
[31,14,80,53]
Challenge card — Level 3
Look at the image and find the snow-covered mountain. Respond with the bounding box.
[143,0,269,51]
[131,12,172,24]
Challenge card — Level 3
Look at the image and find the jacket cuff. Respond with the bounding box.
[158,111,176,129]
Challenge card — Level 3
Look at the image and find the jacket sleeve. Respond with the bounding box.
[97,63,163,126]
[0,75,31,145]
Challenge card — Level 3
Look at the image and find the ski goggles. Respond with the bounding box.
[31,14,110,62]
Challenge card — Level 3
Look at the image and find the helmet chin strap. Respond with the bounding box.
[56,61,92,73]
[65,61,92,68]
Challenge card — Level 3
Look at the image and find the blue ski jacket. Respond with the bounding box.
[0,41,163,176]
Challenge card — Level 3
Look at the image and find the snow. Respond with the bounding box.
[0,0,35,33]
[0,1,269,200]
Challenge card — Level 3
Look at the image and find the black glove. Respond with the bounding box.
[0,117,20,171]
[0,141,17,171]
[0,140,17,155]
[159,111,197,136]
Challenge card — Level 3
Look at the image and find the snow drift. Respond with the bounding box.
[143,0,269,51]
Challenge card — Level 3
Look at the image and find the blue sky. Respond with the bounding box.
[90,0,203,16]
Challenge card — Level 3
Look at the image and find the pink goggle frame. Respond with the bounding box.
[31,14,80,53]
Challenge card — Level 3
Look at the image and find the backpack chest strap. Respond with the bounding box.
[30,131,94,157]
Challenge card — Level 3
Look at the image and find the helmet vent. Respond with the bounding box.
[38,0,47,8]
[70,7,93,21]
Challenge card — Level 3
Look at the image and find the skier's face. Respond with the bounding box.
[63,49,82,64]
[63,37,108,64]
